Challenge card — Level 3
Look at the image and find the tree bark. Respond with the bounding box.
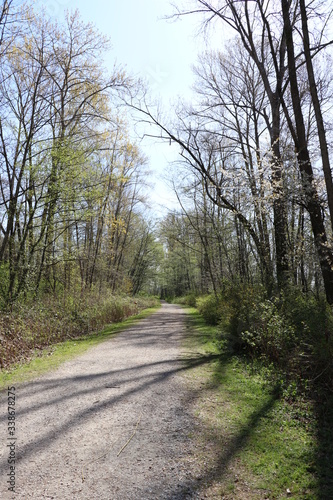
[299,0,333,233]
[282,0,333,304]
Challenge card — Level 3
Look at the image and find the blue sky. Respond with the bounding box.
[36,0,203,96]
[34,0,218,216]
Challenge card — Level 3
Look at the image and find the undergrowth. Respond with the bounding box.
[0,291,159,369]
[0,305,160,391]
[178,286,333,497]
[177,286,333,401]
[183,308,320,498]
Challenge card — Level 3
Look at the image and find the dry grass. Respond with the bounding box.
[0,291,159,369]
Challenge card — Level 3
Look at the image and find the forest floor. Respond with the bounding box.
[0,302,313,499]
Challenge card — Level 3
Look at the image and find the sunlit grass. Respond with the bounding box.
[183,307,319,499]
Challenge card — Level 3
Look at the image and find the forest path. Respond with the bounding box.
[0,302,203,499]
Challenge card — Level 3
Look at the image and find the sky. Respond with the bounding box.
[33,0,222,217]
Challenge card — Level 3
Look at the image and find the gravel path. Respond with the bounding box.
[0,303,201,499]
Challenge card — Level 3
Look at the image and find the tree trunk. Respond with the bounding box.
[271,104,289,288]
[282,0,333,304]
[299,0,333,233]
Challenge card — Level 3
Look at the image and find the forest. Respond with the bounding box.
[0,0,333,461]
[134,0,333,407]
[0,1,163,366]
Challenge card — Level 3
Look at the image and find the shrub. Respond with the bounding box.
[174,293,197,308]
[239,298,296,363]
[196,294,223,325]
[211,283,333,399]
[184,293,197,308]
[0,292,159,369]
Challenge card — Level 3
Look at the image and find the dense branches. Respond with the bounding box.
[0,5,155,304]
[154,0,333,304]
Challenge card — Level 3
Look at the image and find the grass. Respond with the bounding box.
[0,293,160,369]
[0,305,160,391]
[182,307,321,499]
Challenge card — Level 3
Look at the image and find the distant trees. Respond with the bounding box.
[138,0,333,304]
[3,0,333,307]
[0,4,155,305]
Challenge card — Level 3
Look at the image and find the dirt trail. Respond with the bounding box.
[0,303,202,499]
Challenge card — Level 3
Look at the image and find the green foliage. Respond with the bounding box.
[239,298,297,363]
[196,294,223,325]
[173,293,197,308]
[0,263,9,307]
[184,308,320,498]
[194,283,333,401]
[0,7,154,306]
[281,289,331,348]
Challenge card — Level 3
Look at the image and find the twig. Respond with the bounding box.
[81,413,142,482]
[310,363,332,383]
[117,413,142,457]
[82,448,111,483]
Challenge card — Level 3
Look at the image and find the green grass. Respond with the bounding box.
[182,307,320,499]
[0,305,160,391]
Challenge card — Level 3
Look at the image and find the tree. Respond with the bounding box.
[158,212,197,298]
[0,6,149,304]
[173,0,290,288]
[166,0,333,303]
[299,0,333,232]
[281,0,333,304]
[0,5,52,301]
[128,219,161,295]
[0,1,12,54]
[129,83,278,294]
[191,44,275,290]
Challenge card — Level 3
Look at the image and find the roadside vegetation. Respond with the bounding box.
[0,292,159,370]
[0,300,160,391]
[192,286,333,402]
[177,291,333,499]
[0,4,161,374]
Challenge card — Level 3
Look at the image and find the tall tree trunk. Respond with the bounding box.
[282,0,333,304]
[271,104,289,288]
[299,0,333,233]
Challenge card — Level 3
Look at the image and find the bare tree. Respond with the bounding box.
[0,7,146,303]
[299,0,333,232]
[281,0,333,303]
[173,0,290,288]
[167,0,333,303]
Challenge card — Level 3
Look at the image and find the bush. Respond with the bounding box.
[184,293,197,308]
[174,293,197,308]
[0,292,159,369]
[196,294,223,325]
[239,298,296,363]
[207,283,333,399]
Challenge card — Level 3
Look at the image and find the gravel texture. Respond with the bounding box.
[0,302,203,499]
